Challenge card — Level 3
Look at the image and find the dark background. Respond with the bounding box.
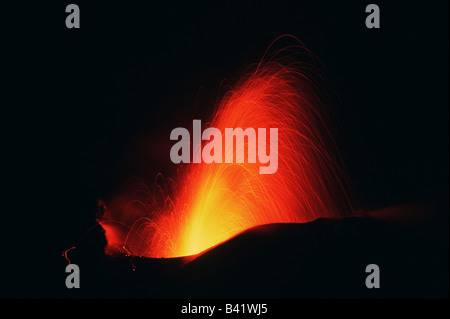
[1,0,448,298]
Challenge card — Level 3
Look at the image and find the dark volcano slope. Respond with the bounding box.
[64,210,448,298]
[179,217,447,298]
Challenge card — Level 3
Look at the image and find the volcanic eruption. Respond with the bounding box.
[98,40,355,259]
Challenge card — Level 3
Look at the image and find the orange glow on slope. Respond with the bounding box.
[99,46,354,258]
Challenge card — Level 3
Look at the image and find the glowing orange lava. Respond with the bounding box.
[99,45,354,258]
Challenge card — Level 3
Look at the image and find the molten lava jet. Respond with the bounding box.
[98,46,354,258]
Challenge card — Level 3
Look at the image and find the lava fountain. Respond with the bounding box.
[98,44,354,258]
